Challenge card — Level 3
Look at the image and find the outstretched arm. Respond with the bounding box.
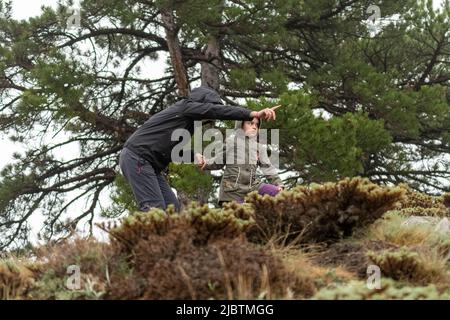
[183,102,281,121]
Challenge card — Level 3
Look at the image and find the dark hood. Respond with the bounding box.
[188,86,223,104]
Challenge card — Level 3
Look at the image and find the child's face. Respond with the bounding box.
[242,118,259,137]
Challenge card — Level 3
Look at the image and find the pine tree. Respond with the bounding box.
[0,0,449,248]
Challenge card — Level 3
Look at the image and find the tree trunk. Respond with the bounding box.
[201,35,221,91]
[161,8,190,97]
[200,0,225,91]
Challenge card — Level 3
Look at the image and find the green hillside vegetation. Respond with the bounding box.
[1,177,448,300]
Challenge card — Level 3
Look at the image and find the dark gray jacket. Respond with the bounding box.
[124,87,253,172]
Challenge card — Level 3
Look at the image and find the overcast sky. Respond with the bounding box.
[9,0,60,19]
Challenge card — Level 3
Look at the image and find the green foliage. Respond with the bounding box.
[230,68,257,90]
[168,164,213,204]
[313,278,450,300]
[101,174,138,219]
[27,269,104,300]
[249,90,393,182]
[0,168,39,213]
[28,57,96,119]
[341,112,392,156]
[261,68,289,94]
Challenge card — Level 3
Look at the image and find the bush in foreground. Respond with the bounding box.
[313,278,450,300]
[245,177,405,245]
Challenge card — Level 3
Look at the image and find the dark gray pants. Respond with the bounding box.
[119,147,180,212]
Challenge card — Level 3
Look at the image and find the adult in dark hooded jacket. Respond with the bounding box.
[119,86,278,212]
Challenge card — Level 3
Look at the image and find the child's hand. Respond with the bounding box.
[195,153,206,170]
[277,186,284,192]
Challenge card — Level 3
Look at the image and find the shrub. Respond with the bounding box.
[313,278,450,300]
[0,258,34,299]
[395,184,448,217]
[108,203,254,256]
[366,211,450,252]
[245,177,405,245]
[103,203,300,299]
[367,248,448,286]
[26,237,113,300]
[443,193,450,208]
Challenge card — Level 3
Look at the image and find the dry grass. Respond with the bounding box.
[366,211,440,246]
[282,251,355,294]
[0,258,34,299]
[364,211,450,256]
[367,247,449,286]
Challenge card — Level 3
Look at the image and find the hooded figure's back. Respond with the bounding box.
[124,86,253,172]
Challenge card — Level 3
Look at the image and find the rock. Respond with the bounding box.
[402,216,450,235]
[434,217,450,234]
[402,216,438,226]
